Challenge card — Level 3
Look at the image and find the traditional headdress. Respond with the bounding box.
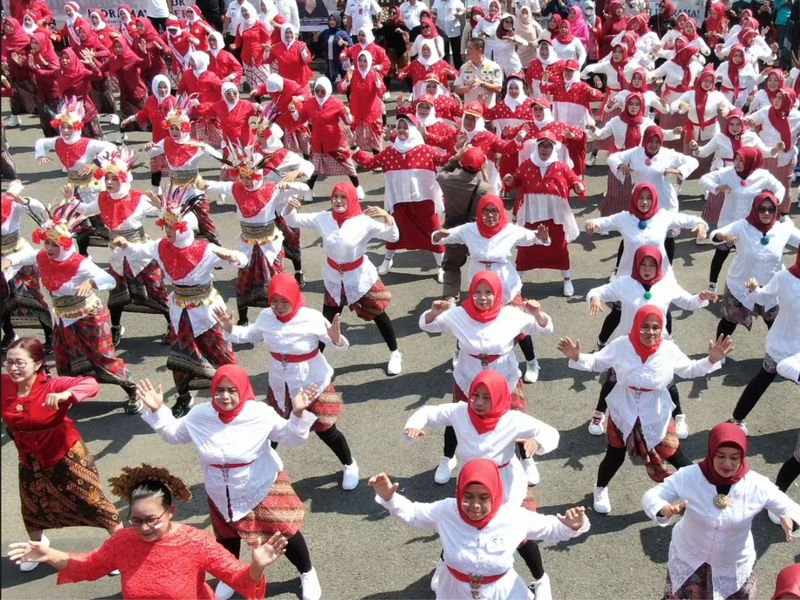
[93,147,137,183]
[108,463,192,502]
[50,97,85,129]
[31,212,85,250]
[162,93,196,133]
[155,185,202,233]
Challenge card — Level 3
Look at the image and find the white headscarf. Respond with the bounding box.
[64,2,81,26]
[208,31,224,57]
[261,123,284,153]
[418,39,437,67]
[537,40,557,67]
[393,116,425,153]
[186,5,203,23]
[118,6,132,24]
[415,101,437,127]
[357,50,372,78]
[266,73,284,93]
[280,23,297,48]
[151,75,172,105]
[313,76,332,106]
[532,103,554,129]
[222,82,239,111]
[239,1,257,29]
[89,9,106,31]
[22,14,37,35]
[169,213,198,248]
[59,124,82,145]
[504,76,527,110]
[530,138,561,176]
[358,26,374,48]
[109,173,133,199]
[462,113,486,141]
[191,51,210,76]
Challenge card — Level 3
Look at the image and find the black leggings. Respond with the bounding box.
[443,425,458,458]
[517,540,545,580]
[776,456,800,491]
[219,530,312,574]
[716,313,773,340]
[708,247,731,285]
[731,368,777,421]
[596,444,691,487]
[320,304,397,352]
[517,335,535,361]
[272,424,352,465]
[307,174,359,191]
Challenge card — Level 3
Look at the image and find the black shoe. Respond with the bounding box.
[125,395,143,415]
[171,394,194,418]
[236,318,249,327]
[111,325,125,347]
[294,271,306,288]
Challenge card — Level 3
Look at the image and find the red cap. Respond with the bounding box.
[415,94,435,106]
[166,16,182,28]
[563,59,580,71]
[424,73,441,83]
[398,113,420,128]
[460,147,486,171]
[536,130,558,144]
[531,97,551,109]
[506,71,525,82]
[464,101,484,117]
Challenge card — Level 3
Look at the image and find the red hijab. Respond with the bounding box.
[631,245,664,287]
[660,0,675,17]
[642,125,664,159]
[330,181,362,227]
[74,20,109,57]
[698,422,749,486]
[466,370,512,435]
[267,272,305,322]
[764,68,785,103]
[456,458,503,529]
[704,2,726,34]
[745,191,778,235]
[683,17,699,40]
[462,270,503,324]
[620,92,644,149]
[628,67,649,93]
[734,147,764,180]
[476,194,507,238]
[672,43,698,91]
[769,87,796,149]
[2,17,31,56]
[628,304,664,363]
[629,182,659,220]
[420,14,439,38]
[726,44,745,93]
[59,47,93,90]
[723,109,746,155]
[469,6,485,30]
[771,564,800,600]
[610,44,628,88]
[606,1,625,24]
[30,30,58,65]
[547,14,562,34]
[557,20,574,43]
[210,364,255,424]
[789,249,800,279]
[693,66,715,127]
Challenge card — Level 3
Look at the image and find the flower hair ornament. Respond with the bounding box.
[93,146,137,182]
[154,184,204,231]
[50,97,86,129]
[162,93,198,133]
[31,212,86,249]
[253,102,280,136]
[108,463,192,502]
[222,140,275,181]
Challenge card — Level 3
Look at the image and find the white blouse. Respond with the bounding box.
[699,166,786,228]
[607,90,668,117]
[263,152,314,182]
[376,493,590,600]
[404,402,559,506]
[225,306,348,406]
[420,305,553,394]
[714,61,758,108]
[642,465,800,600]
[142,402,317,521]
[710,219,800,309]
[749,269,800,362]
[438,223,547,303]
[1,197,46,236]
[694,131,770,172]
[284,209,399,304]
[777,352,800,383]
[569,337,720,449]
[669,91,733,142]
[747,106,800,167]
[648,60,703,100]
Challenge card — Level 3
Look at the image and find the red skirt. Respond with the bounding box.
[600,172,633,216]
[386,201,445,253]
[454,380,526,412]
[236,245,284,308]
[658,113,684,150]
[701,190,724,226]
[354,123,384,152]
[311,151,358,177]
[515,219,569,271]
[284,128,311,156]
[267,383,342,433]
[209,470,304,541]
[607,415,679,483]
[324,280,392,321]
[275,215,301,262]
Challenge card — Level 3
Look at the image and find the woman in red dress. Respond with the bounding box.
[269,23,313,89]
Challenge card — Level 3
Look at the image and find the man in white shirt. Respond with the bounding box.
[400,0,428,29]
[344,0,381,35]
[453,38,503,107]
[274,0,301,29]
[431,0,465,67]
[223,0,247,39]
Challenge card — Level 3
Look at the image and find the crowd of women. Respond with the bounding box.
[1,0,800,597]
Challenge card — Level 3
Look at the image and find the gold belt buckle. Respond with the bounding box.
[479,354,489,368]
[468,574,483,598]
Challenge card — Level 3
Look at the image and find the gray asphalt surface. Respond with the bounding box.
[1,92,798,600]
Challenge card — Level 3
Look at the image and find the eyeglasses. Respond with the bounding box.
[213,386,239,398]
[3,359,31,369]
[639,326,661,334]
[127,507,169,527]
[758,206,776,214]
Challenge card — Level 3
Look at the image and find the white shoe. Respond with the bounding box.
[300,567,322,600]
[109,114,120,126]
[434,456,457,484]
[215,581,234,600]
[382,91,392,101]
[215,193,226,206]
[593,486,611,514]
[674,414,689,440]
[436,267,444,284]
[5,114,20,126]
[19,534,49,572]
[108,569,120,576]
[563,279,574,297]
[430,559,443,593]
[522,457,540,486]
[377,257,393,276]
[529,573,552,600]
[341,460,359,490]
[729,419,748,436]
[588,410,605,436]
[387,350,402,376]
[355,185,365,199]
[585,153,596,167]
[523,358,540,383]
[768,510,781,525]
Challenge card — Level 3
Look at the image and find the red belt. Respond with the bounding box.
[498,461,510,469]
[326,256,364,272]
[684,115,717,143]
[628,386,654,392]
[210,461,254,469]
[469,353,501,366]
[270,349,320,363]
[447,566,507,586]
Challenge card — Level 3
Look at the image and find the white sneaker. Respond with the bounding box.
[108,569,120,576]
[434,456,457,484]
[109,114,121,126]
[588,410,605,436]
[563,279,574,297]
[585,153,596,167]
[355,185,365,199]
[5,114,20,126]
[674,414,689,440]
[729,419,748,436]
[387,350,403,375]
[430,559,443,593]
[523,358,540,383]
[300,567,322,600]
[19,534,49,572]
[593,486,611,514]
[341,460,359,490]
[768,510,781,525]
[215,580,235,600]
[522,457,540,486]
[215,193,226,206]
[382,91,392,101]
[377,257,393,276]
[529,573,552,600]
[436,267,444,284]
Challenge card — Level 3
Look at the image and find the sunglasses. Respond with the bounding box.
[758,206,776,214]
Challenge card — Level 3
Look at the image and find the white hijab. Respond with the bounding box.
[22,15,37,35]
[170,217,197,248]
[110,174,132,199]
[266,73,284,93]
[240,1,257,30]
[504,77,527,110]
[530,139,561,176]
[416,102,437,127]
[393,117,425,153]
[222,82,239,111]
[314,76,333,106]
[462,114,486,141]
[208,31,224,57]
[358,26,374,48]
[261,123,284,153]
[357,50,373,78]
[532,104,554,129]
[151,75,172,105]
[418,39,437,67]
[191,51,210,76]
[537,41,557,67]
[280,23,297,48]
[59,125,82,145]
[89,9,106,31]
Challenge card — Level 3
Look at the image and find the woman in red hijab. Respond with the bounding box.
[560,304,733,514]
[598,1,627,57]
[643,422,800,600]
[1,17,37,126]
[137,363,324,600]
[72,19,118,125]
[87,33,148,123]
[369,457,589,599]
[56,47,105,138]
[26,31,60,135]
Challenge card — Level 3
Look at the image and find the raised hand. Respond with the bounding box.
[744,277,759,292]
[213,306,235,332]
[8,541,50,565]
[364,206,393,225]
[698,290,718,303]
[589,296,605,316]
[249,531,288,569]
[584,220,600,234]
[557,506,587,530]
[515,437,540,458]
[367,473,398,502]
[522,299,541,316]
[136,378,164,412]
[557,337,581,361]
[657,499,688,518]
[291,383,318,416]
[707,334,734,363]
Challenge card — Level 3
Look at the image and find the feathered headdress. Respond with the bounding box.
[93,147,137,182]
[155,184,203,231]
[253,102,279,136]
[108,463,192,502]
[50,97,86,129]
[162,93,197,132]
[31,209,86,249]
[224,140,267,179]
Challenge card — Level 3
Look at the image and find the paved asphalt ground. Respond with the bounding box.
[1,89,798,600]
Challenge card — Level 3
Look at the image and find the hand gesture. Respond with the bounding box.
[431,228,450,243]
[717,232,737,245]
[281,169,301,183]
[557,336,581,361]
[143,142,156,152]
[61,183,75,201]
[535,223,549,243]
[677,102,689,114]
[214,307,235,332]
[589,296,605,316]
[110,236,129,250]
[707,334,733,364]
[144,190,161,208]
[291,383,318,416]
[364,205,392,225]
[522,299,541,316]
[194,175,209,191]
[75,279,94,297]
[288,101,297,113]
[780,514,798,542]
[77,164,94,178]
[672,126,683,136]
[557,506,587,530]
[663,167,681,176]
[619,164,632,177]
[502,174,515,188]
[327,313,343,346]
[698,290,718,303]
[139,39,148,53]
[136,378,164,412]
[429,299,453,318]
[584,220,600,235]
[286,196,303,212]
[744,277,759,292]
[692,223,708,240]
[367,473,398,502]
[773,142,785,155]
[657,499,688,518]
[1,259,11,271]
[44,390,73,409]
[7,541,50,566]
[249,532,288,569]
[716,184,731,195]
[38,156,53,165]
[213,249,239,263]
[404,427,426,439]
[563,129,577,140]
[515,437,540,458]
